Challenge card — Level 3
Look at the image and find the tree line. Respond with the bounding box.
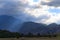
[0,30,57,38]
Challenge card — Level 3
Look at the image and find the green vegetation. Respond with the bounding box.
[0,30,20,38]
[0,30,58,38]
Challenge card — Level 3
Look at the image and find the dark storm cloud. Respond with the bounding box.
[0,0,34,20]
[41,0,60,7]
[0,0,24,15]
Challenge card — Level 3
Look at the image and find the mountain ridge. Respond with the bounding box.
[19,22,60,35]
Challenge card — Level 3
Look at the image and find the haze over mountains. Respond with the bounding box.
[0,15,23,32]
[20,22,60,35]
[0,15,60,34]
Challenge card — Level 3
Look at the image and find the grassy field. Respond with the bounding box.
[0,37,60,40]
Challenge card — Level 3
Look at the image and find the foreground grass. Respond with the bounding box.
[0,37,60,40]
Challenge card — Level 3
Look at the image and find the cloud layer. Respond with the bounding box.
[42,0,60,7]
[0,0,60,25]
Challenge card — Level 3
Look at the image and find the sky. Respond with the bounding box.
[0,0,60,25]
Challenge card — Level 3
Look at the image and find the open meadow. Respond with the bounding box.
[0,37,60,40]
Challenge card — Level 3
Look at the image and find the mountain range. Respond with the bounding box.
[0,15,60,35]
[20,22,60,35]
[0,15,22,32]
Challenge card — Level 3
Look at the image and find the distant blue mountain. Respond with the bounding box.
[0,15,16,30]
[0,15,60,35]
[20,22,49,35]
[48,23,60,34]
[20,22,60,35]
[0,15,22,32]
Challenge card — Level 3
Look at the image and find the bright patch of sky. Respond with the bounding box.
[48,8,60,13]
[33,0,39,2]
